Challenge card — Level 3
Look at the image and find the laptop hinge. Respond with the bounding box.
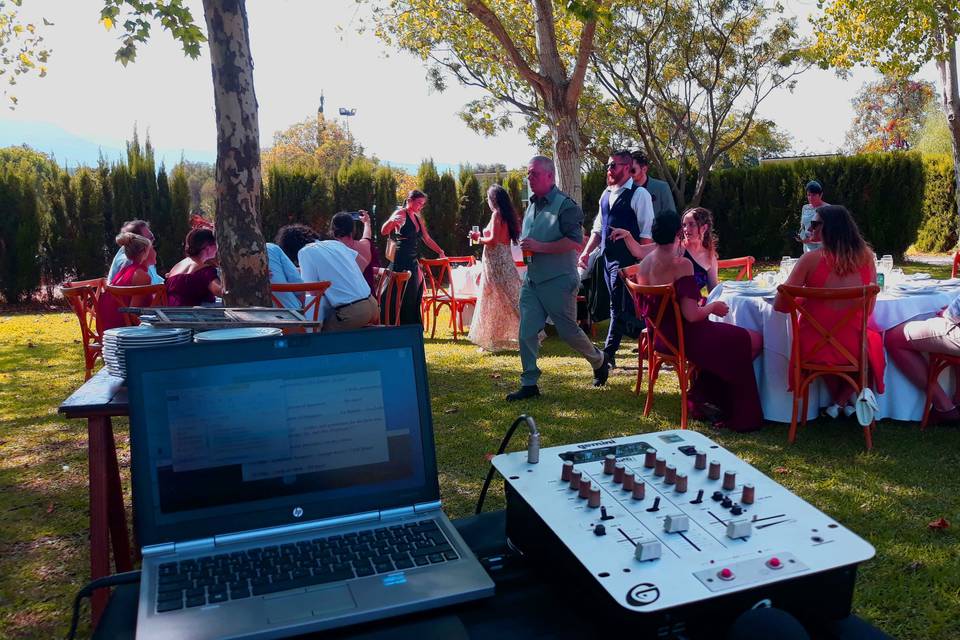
[215,510,381,547]
[142,543,176,557]
[175,537,216,554]
[379,506,415,520]
[414,500,442,513]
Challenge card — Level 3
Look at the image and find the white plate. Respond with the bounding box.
[103,326,190,339]
[194,327,283,342]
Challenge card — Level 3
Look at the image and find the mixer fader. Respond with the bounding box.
[492,430,874,632]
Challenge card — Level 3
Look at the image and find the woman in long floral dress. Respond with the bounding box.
[468,185,522,351]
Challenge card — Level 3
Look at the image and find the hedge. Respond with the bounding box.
[913,154,957,253]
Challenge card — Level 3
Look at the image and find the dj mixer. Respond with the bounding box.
[492,429,875,638]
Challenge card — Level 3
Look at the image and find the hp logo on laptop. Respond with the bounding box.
[292,507,304,518]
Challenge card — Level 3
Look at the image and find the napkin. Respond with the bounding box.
[706,282,724,305]
[855,388,878,426]
[903,272,932,281]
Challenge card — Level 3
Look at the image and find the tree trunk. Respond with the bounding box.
[202,0,270,306]
[937,38,960,246]
[551,102,584,204]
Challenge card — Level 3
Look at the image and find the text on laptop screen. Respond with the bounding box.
[139,347,425,521]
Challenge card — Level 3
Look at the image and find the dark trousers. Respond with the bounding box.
[603,256,635,358]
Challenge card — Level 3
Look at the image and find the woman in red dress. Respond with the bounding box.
[166,228,222,307]
[96,232,157,334]
[773,205,884,418]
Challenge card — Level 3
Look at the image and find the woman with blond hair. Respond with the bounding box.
[96,232,158,333]
[773,205,884,418]
[680,207,719,296]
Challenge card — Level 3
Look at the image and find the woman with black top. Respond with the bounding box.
[380,189,446,325]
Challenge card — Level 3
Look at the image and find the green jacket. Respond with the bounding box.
[520,186,582,284]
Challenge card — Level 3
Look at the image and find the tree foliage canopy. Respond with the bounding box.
[99,0,206,66]
[0,0,51,108]
[845,75,935,153]
[261,115,364,177]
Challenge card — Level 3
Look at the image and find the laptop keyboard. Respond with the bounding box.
[154,519,458,613]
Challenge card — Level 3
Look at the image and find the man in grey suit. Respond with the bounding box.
[507,156,609,401]
[631,150,677,217]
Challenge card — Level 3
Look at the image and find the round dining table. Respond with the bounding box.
[711,277,960,423]
[449,260,527,326]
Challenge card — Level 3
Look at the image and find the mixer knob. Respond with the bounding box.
[708,461,721,480]
[588,487,602,508]
[579,479,592,499]
[730,504,743,516]
[634,540,662,562]
[613,463,625,483]
[664,464,677,485]
[593,523,606,536]
[741,484,755,505]
[561,460,574,482]
[695,450,707,470]
[654,456,667,477]
[726,519,752,539]
[569,470,582,491]
[632,481,646,501]
[622,472,635,491]
[675,473,688,493]
[663,513,689,533]
[644,450,657,468]
[711,491,724,502]
[721,496,733,509]
[603,454,617,475]
[723,471,737,491]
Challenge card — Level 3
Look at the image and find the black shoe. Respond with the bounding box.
[593,353,611,387]
[506,385,541,401]
[608,354,617,369]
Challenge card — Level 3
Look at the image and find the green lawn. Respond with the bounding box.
[1,261,958,638]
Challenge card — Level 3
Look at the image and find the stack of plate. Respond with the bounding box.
[888,280,941,296]
[722,280,777,297]
[194,327,282,343]
[102,326,192,378]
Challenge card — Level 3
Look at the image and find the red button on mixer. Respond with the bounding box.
[766,557,783,570]
[718,568,735,581]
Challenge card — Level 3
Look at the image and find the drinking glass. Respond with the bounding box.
[469,225,480,246]
[880,255,894,275]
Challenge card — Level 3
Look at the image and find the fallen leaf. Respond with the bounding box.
[46,503,55,514]
[444,407,458,414]
[774,467,790,475]
[927,517,950,530]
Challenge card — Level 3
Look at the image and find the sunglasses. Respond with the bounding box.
[606,162,630,170]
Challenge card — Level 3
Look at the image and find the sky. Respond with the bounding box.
[0,0,943,170]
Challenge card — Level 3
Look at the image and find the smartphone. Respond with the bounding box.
[348,211,362,221]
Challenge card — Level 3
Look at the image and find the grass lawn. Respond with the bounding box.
[1,260,958,639]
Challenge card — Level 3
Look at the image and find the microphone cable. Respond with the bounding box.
[66,570,141,640]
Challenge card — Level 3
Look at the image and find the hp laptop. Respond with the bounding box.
[126,326,494,639]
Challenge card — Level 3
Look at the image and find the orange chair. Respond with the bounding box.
[776,284,880,450]
[269,281,332,323]
[621,266,697,430]
[62,283,104,379]
[420,258,476,339]
[952,250,960,278]
[446,256,476,267]
[921,353,960,429]
[101,283,168,328]
[717,256,755,281]
[375,270,412,327]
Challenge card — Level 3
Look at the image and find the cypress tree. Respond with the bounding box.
[170,164,192,263]
[372,166,398,238]
[456,167,484,255]
[304,174,334,234]
[335,158,375,213]
[73,168,107,279]
[153,165,175,271]
[433,172,459,254]
[416,160,442,250]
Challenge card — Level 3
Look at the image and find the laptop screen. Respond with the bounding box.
[126,327,440,547]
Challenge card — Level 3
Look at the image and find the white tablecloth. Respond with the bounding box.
[449,261,527,325]
[713,285,960,423]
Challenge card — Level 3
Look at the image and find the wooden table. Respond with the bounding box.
[58,368,134,626]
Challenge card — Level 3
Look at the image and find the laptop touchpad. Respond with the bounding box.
[265,586,357,623]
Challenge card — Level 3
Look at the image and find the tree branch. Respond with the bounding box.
[463,0,548,93]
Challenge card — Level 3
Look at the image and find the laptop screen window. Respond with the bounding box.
[139,346,426,521]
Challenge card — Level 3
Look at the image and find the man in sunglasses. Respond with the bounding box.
[630,150,676,218]
[798,180,829,253]
[578,150,654,375]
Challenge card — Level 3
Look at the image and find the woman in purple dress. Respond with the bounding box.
[614,213,763,432]
[166,228,222,307]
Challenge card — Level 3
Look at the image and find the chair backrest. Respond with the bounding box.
[376,270,411,326]
[620,266,687,363]
[776,284,880,388]
[102,283,168,327]
[420,258,457,300]
[716,256,755,281]
[446,256,476,267]
[953,251,960,279]
[269,281,332,322]
[63,277,106,293]
[62,284,101,346]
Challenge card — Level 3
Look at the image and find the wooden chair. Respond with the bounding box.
[375,270,412,327]
[921,353,960,429]
[446,256,476,267]
[420,258,477,339]
[62,282,104,379]
[269,281,332,322]
[952,250,960,278]
[621,266,697,430]
[717,256,755,281]
[101,283,168,327]
[776,284,880,450]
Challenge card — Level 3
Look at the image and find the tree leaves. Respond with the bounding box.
[99,0,206,67]
[0,0,52,108]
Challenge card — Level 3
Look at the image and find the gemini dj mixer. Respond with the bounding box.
[492,429,874,638]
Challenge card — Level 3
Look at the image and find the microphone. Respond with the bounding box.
[522,414,540,464]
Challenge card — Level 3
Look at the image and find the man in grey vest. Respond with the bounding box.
[508,156,609,401]
[631,150,676,218]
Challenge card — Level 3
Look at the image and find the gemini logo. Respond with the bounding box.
[292,507,304,518]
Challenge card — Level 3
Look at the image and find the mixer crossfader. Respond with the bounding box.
[492,430,875,636]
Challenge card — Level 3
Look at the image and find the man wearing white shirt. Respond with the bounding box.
[106,219,164,284]
[578,150,654,368]
[297,238,379,332]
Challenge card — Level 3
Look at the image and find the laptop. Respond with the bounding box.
[125,326,494,639]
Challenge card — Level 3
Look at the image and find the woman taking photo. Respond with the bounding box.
[97,232,159,333]
[615,213,763,432]
[681,207,719,296]
[166,228,223,307]
[773,205,884,418]
[380,189,446,325]
[468,185,522,351]
[331,210,380,290]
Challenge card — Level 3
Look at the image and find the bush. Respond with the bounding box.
[0,170,41,303]
[914,154,957,253]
